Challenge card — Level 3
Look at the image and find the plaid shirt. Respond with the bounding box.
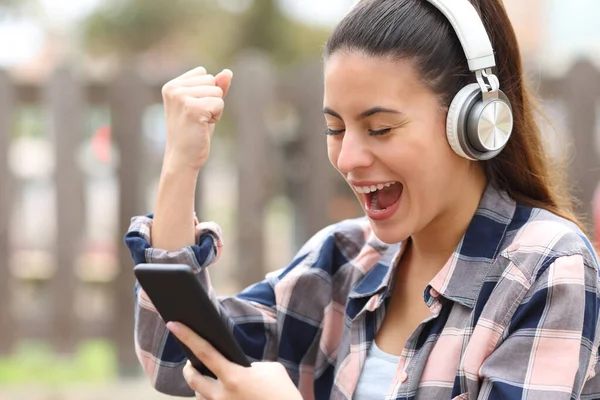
[126,185,600,400]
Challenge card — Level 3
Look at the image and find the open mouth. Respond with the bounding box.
[354,182,403,213]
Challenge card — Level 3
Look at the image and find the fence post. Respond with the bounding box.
[228,51,274,289]
[279,62,335,246]
[109,67,151,376]
[45,66,85,353]
[564,60,600,226]
[0,70,15,354]
[542,59,600,227]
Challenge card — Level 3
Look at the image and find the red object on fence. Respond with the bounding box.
[92,125,111,164]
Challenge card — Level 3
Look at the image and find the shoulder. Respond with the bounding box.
[267,216,398,283]
[501,206,599,283]
[295,216,390,262]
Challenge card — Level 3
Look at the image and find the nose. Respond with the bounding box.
[333,131,374,175]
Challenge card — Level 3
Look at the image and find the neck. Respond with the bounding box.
[409,170,488,273]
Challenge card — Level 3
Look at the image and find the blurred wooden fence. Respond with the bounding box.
[0,53,599,376]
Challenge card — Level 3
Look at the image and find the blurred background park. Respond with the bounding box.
[0,0,599,398]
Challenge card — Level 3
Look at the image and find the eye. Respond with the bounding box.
[325,127,345,136]
[369,128,391,136]
[325,127,393,136]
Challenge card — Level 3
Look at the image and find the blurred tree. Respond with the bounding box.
[81,0,330,68]
[0,0,22,8]
[83,0,207,57]
[231,0,329,65]
[0,0,30,17]
[234,0,292,60]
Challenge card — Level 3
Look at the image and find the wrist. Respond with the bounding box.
[161,154,202,180]
[157,156,200,202]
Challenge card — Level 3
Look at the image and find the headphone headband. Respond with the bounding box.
[425,0,495,71]
[348,0,496,71]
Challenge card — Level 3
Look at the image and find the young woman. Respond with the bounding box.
[125,0,600,399]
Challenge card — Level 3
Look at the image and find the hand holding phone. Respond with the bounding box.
[133,264,250,378]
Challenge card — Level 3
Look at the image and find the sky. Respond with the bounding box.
[0,0,599,69]
[0,0,354,67]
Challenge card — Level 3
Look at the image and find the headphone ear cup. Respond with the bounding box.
[466,89,514,157]
[446,83,480,160]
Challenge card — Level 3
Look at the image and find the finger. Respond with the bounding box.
[164,76,214,100]
[167,322,232,379]
[179,66,208,79]
[178,74,217,88]
[173,85,224,100]
[183,97,225,124]
[215,69,233,98]
[183,361,220,399]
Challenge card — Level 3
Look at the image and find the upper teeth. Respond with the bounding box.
[353,182,396,194]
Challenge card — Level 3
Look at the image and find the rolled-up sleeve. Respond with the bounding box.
[125,215,278,396]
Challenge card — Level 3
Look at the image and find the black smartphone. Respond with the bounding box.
[133,263,251,378]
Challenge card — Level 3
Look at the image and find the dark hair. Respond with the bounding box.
[324,0,583,230]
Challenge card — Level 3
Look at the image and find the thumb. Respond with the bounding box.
[215,69,233,98]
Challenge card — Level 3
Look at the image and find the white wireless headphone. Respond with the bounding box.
[348,0,514,161]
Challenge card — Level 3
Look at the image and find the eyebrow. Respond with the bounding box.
[323,106,404,120]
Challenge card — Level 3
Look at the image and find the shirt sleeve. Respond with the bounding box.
[477,254,600,400]
[125,215,280,396]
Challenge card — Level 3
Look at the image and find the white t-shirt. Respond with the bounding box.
[353,341,400,399]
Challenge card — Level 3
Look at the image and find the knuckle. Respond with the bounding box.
[221,369,241,386]
[190,339,208,357]
[196,346,211,361]
[161,81,173,98]
[163,82,186,102]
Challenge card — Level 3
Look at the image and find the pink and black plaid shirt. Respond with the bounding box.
[126,185,600,399]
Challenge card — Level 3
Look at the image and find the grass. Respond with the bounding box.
[0,340,117,387]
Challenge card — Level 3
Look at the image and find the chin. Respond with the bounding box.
[369,221,410,245]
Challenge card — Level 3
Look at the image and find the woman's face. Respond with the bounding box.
[324,51,481,244]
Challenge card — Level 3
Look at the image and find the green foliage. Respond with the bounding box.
[0,0,23,8]
[14,106,45,139]
[81,0,330,66]
[0,341,116,386]
[0,0,30,19]
[83,0,209,56]
[230,0,330,65]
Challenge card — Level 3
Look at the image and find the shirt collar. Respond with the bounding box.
[349,184,516,309]
[428,185,516,308]
[349,237,403,300]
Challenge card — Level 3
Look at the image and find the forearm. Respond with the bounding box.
[152,158,199,251]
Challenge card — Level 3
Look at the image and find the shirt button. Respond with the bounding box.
[430,288,440,298]
[400,372,408,383]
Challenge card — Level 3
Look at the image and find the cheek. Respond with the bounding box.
[415,118,455,166]
[391,128,448,173]
[398,124,456,189]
